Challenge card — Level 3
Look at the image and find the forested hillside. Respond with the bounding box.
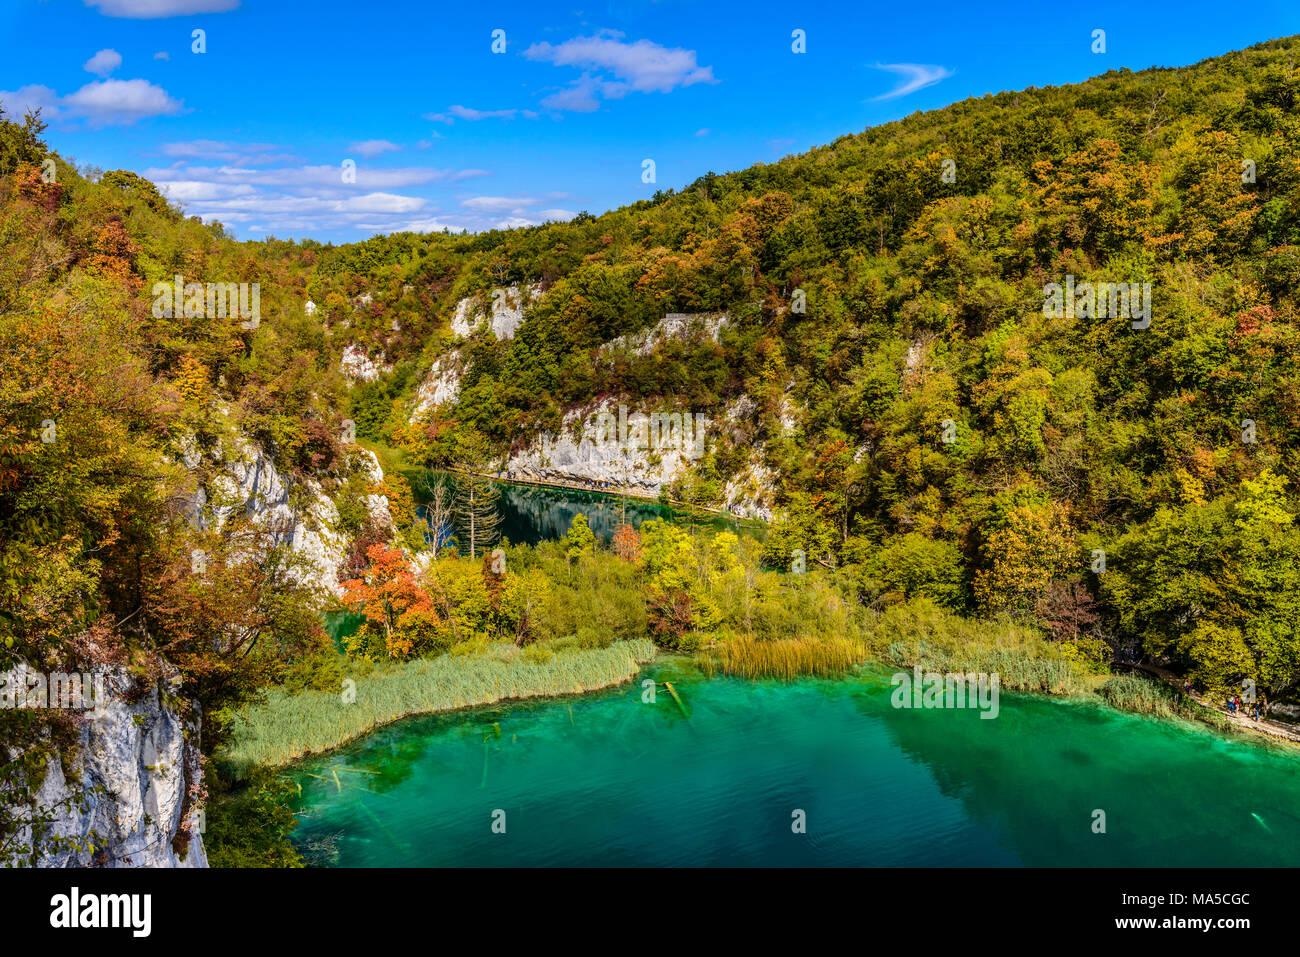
[367,36,1300,694]
[4,35,1300,861]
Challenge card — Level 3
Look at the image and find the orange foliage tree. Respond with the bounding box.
[340,543,437,659]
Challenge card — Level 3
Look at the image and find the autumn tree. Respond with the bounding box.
[340,543,438,659]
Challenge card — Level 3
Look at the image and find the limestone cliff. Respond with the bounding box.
[180,432,392,600]
[7,665,206,868]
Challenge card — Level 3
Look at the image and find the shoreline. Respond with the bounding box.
[1111,661,1300,745]
[441,465,769,526]
[235,644,1298,781]
[220,639,656,774]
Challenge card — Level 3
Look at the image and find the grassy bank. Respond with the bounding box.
[697,598,1095,693]
[691,598,1285,741]
[220,638,656,775]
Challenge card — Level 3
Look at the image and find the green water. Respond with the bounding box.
[404,469,763,547]
[290,661,1300,866]
[325,610,366,651]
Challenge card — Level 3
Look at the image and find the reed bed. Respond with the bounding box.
[1098,674,1235,730]
[698,635,870,680]
[221,638,656,774]
[867,600,1091,695]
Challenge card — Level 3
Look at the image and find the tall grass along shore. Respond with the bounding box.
[221,638,656,774]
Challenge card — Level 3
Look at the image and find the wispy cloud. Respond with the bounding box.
[347,139,402,158]
[84,0,239,17]
[870,63,954,101]
[458,195,575,229]
[423,104,536,124]
[137,158,497,236]
[159,140,294,164]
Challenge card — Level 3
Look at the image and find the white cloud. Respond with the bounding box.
[84,0,239,17]
[160,140,295,164]
[459,196,573,227]
[347,139,402,158]
[0,85,63,119]
[695,128,710,137]
[3,79,183,126]
[155,180,257,201]
[396,217,466,234]
[524,33,716,113]
[154,51,171,61]
[539,76,602,113]
[146,164,467,190]
[423,104,532,124]
[461,196,539,213]
[140,160,499,236]
[84,49,123,77]
[62,79,183,126]
[870,63,954,101]
[337,192,424,213]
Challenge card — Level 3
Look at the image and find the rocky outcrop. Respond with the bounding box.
[180,432,391,600]
[601,312,728,356]
[340,344,392,383]
[722,456,777,522]
[410,284,544,416]
[8,666,206,868]
[412,352,464,416]
[503,399,710,496]
[450,283,541,341]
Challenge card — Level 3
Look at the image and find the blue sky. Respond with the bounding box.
[2,0,1297,243]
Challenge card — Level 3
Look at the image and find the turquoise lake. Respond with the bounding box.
[289,660,1300,867]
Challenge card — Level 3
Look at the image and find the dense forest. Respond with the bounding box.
[3,36,1300,862]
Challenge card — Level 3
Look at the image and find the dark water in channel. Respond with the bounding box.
[404,469,763,547]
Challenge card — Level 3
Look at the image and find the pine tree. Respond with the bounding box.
[452,473,502,559]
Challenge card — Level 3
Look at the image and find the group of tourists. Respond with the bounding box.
[1226,694,1262,721]
[1181,679,1264,721]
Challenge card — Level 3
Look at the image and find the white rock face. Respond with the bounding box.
[603,312,729,357]
[180,433,391,600]
[412,353,463,416]
[10,666,206,868]
[504,399,710,496]
[777,391,801,436]
[450,283,541,340]
[340,344,392,383]
[722,457,777,521]
[719,397,777,520]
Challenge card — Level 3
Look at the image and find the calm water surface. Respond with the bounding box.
[290,661,1300,867]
